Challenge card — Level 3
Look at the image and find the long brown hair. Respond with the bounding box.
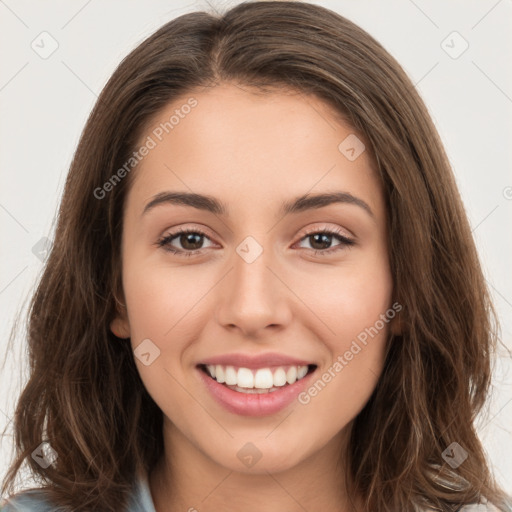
[2,2,511,511]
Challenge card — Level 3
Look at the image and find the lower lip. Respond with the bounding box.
[197,366,315,417]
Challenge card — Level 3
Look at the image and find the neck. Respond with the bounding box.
[149,420,362,512]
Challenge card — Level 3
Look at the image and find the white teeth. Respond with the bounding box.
[297,365,308,379]
[215,365,225,383]
[229,385,281,394]
[286,366,297,384]
[237,368,254,388]
[254,368,274,389]
[204,364,312,389]
[224,366,237,385]
[273,367,287,387]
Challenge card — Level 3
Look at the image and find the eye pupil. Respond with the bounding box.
[310,233,331,250]
[181,233,203,250]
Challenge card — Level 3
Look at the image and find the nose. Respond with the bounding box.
[215,243,292,337]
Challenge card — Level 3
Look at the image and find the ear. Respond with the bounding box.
[110,313,131,339]
[110,285,131,339]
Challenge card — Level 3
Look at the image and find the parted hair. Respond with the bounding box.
[2,2,511,511]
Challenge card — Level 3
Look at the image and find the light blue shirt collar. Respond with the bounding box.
[129,471,158,512]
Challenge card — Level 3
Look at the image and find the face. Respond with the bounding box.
[111,82,397,475]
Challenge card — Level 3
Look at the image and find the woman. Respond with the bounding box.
[1,2,511,511]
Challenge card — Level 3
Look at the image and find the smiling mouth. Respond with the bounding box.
[198,363,317,394]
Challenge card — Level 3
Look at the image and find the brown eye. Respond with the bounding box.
[177,232,204,251]
[157,228,214,256]
[297,228,355,256]
[308,233,334,250]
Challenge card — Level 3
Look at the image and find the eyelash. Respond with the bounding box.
[156,226,355,258]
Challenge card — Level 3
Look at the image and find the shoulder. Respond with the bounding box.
[458,503,509,511]
[438,501,509,512]
[421,500,509,512]
[0,488,57,512]
[1,472,156,512]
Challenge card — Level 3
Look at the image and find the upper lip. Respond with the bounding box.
[198,352,315,369]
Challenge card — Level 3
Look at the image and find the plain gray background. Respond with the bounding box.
[1,0,511,497]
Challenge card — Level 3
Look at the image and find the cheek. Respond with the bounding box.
[122,261,200,418]
[296,256,393,418]
[295,252,393,348]
[122,257,212,398]
[297,254,392,402]
[123,273,174,341]
[122,253,206,342]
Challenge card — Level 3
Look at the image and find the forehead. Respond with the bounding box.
[125,83,384,221]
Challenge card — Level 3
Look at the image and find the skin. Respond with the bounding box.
[111,82,399,512]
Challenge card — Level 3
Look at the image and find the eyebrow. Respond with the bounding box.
[142,191,374,219]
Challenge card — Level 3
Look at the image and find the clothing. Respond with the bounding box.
[0,472,156,512]
[0,473,507,511]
